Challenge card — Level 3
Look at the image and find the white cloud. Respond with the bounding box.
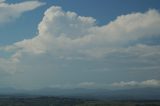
[111,79,160,88]
[0,6,160,89]
[1,6,160,73]
[37,80,160,89]
[0,0,45,23]
[0,0,5,3]
[4,7,160,60]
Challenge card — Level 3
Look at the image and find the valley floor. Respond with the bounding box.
[0,96,160,106]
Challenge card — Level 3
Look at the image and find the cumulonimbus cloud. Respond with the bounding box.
[4,6,160,58]
[0,6,160,89]
[1,6,160,72]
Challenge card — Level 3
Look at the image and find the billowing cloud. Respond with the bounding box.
[0,0,45,23]
[0,6,160,89]
[111,79,160,88]
[4,7,160,59]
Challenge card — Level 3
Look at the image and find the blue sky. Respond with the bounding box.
[0,0,160,89]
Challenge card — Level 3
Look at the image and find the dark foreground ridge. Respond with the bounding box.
[0,96,86,106]
[0,96,160,106]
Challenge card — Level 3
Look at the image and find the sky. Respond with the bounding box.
[0,0,160,90]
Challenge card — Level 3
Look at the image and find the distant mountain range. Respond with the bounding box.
[0,87,160,100]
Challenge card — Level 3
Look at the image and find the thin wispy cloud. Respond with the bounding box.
[111,79,160,88]
[0,0,45,24]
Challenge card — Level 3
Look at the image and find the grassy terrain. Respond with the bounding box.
[0,96,160,106]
